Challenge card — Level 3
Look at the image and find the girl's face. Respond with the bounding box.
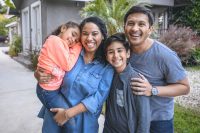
[106,41,130,73]
[60,27,80,45]
[81,22,104,54]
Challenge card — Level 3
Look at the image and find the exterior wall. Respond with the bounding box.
[20,0,38,9]
[44,1,84,40]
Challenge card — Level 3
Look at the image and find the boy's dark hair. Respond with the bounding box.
[51,21,80,36]
[124,5,154,26]
[80,16,108,61]
[104,32,130,55]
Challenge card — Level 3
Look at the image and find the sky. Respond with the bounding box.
[0,0,5,6]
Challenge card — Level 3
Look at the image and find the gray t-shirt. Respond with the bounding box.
[130,40,186,121]
[104,73,129,133]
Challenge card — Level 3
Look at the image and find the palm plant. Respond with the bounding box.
[80,0,138,35]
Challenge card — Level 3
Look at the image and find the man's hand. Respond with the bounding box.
[130,73,152,96]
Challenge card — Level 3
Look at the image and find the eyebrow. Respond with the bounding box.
[107,47,125,51]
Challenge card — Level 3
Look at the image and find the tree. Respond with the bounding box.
[0,0,15,8]
[172,0,200,34]
[80,0,138,35]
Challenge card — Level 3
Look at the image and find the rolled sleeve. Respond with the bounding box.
[81,66,114,114]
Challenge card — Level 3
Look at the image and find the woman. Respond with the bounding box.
[35,17,114,133]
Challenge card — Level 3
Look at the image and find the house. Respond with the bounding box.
[11,0,89,55]
[11,0,191,54]
[140,0,192,35]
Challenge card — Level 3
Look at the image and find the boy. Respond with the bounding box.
[103,33,150,133]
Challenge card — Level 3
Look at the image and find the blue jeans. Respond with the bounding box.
[36,84,67,109]
[150,118,174,133]
[36,84,75,133]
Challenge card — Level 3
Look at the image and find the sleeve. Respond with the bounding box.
[46,36,82,72]
[135,95,151,133]
[161,51,187,83]
[81,65,114,114]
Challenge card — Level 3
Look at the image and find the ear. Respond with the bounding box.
[127,49,130,58]
[61,25,67,33]
[148,26,154,36]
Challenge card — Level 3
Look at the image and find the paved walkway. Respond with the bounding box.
[0,47,42,133]
[0,47,105,133]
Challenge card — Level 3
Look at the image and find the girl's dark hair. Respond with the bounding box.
[104,32,130,55]
[124,5,154,27]
[80,16,107,61]
[51,21,80,36]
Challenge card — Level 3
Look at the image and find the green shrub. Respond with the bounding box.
[190,48,200,65]
[159,25,197,65]
[8,35,22,57]
[30,50,39,70]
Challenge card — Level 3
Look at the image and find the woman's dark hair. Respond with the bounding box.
[124,5,154,27]
[80,16,108,61]
[104,32,130,55]
[51,21,80,36]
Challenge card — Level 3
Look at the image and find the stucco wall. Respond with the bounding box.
[44,1,84,39]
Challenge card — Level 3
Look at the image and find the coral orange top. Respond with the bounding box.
[37,35,82,90]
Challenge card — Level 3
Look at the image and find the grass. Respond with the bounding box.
[102,103,200,133]
[174,104,200,133]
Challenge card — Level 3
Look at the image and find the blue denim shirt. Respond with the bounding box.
[60,50,114,133]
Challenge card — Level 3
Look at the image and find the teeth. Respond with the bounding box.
[87,43,94,48]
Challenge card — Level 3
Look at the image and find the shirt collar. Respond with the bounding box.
[80,50,100,65]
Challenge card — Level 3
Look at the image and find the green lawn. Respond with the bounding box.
[174,104,200,133]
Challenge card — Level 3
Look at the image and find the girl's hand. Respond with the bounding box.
[34,67,52,83]
[50,108,71,126]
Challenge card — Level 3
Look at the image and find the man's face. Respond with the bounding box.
[124,13,153,47]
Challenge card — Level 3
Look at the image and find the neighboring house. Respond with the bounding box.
[11,0,191,54]
[5,17,21,43]
[141,0,192,35]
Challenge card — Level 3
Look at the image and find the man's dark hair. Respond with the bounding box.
[124,5,154,26]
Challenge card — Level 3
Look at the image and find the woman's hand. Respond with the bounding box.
[50,108,71,126]
[130,73,152,96]
[34,67,52,83]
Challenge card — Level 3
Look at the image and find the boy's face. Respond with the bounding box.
[124,13,153,48]
[106,41,130,73]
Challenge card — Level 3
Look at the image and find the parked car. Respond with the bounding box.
[0,35,9,43]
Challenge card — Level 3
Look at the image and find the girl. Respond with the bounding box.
[36,21,82,111]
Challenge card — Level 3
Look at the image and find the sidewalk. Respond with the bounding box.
[0,47,42,133]
[0,47,105,133]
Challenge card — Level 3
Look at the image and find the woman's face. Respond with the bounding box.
[81,22,104,53]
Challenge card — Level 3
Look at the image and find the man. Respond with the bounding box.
[124,5,190,133]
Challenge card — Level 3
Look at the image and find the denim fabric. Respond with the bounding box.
[36,84,67,109]
[38,50,114,133]
[36,84,76,132]
[42,108,75,133]
[150,118,174,133]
